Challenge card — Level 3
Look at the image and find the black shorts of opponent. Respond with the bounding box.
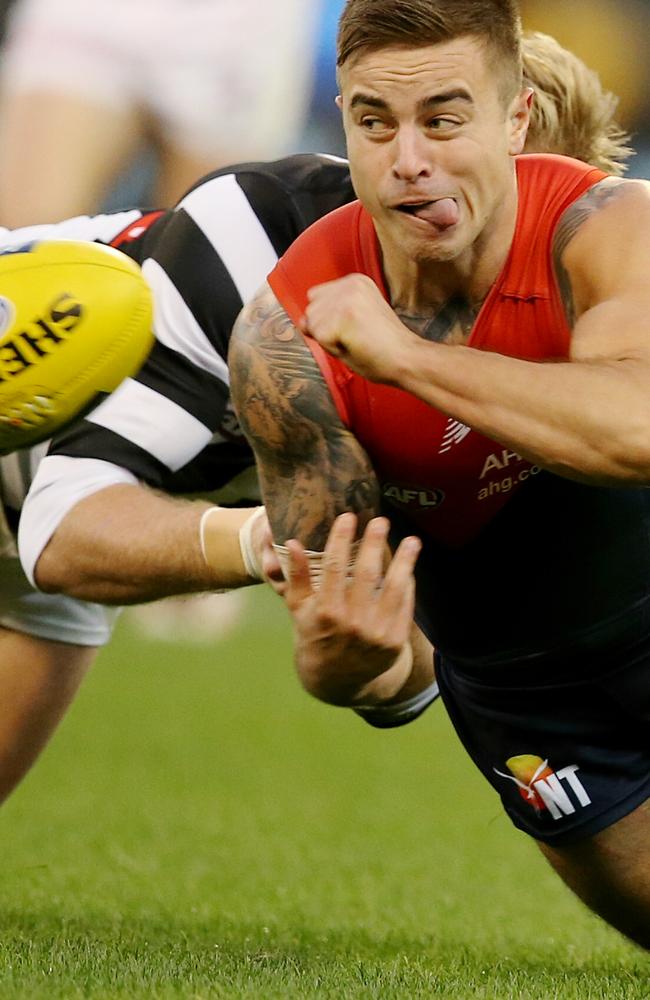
[435,626,650,847]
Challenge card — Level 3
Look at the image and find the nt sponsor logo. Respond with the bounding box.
[494,754,591,821]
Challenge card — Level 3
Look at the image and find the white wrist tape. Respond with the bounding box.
[199,506,221,565]
[238,506,266,581]
[198,505,266,582]
[272,540,360,590]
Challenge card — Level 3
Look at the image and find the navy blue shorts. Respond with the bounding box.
[435,631,650,846]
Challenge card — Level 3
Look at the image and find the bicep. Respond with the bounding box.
[570,295,650,366]
[229,285,381,548]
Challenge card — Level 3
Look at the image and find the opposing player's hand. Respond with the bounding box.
[301,274,418,384]
[284,512,421,706]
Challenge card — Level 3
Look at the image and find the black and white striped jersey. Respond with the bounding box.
[0,208,166,555]
[15,154,355,582]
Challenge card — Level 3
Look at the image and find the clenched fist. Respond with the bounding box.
[301,273,419,384]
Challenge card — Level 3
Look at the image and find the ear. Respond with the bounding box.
[335,94,343,112]
[508,87,533,155]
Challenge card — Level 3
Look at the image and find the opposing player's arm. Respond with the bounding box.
[229,284,435,713]
[19,196,270,600]
[304,178,650,486]
[27,478,261,603]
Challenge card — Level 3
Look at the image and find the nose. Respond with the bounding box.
[391,127,432,183]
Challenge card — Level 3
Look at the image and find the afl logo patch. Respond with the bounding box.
[383,483,445,509]
[0,297,16,336]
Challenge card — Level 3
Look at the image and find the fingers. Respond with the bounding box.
[318,511,357,606]
[328,513,420,649]
[347,516,390,610]
[283,512,358,612]
[284,538,314,609]
[349,525,421,645]
[381,534,422,600]
[379,536,421,640]
[284,513,421,652]
[302,275,374,354]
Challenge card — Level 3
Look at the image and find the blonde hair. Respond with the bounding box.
[523,31,633,175]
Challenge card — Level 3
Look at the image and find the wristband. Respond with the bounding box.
[238,506,266,580]
[199,505,266,582]
[199,506,221,565]
[272,540,360,590]
[354,680,440,729]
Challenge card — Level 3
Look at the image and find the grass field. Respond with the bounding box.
[0,587,647,998]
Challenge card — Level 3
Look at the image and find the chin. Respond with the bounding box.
[412,236,464,265]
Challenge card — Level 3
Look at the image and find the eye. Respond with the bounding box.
[360,116,393,136]
[427,116,461,133]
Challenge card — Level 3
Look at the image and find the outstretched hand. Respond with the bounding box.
[301,274,418,384]
[283,511,421,706]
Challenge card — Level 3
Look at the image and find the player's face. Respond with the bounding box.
[338,36,530,266]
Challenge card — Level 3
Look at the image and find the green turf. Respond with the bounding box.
[0,588,647,998]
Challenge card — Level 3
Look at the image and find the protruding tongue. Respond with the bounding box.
[415,198,459,229]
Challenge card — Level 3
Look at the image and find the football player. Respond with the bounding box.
[2,32,632,812]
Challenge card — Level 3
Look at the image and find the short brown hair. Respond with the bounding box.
[337,0,523,101]
[523,31,633,176]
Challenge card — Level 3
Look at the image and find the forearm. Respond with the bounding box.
[396,339,650,484]
[34,484,257,603]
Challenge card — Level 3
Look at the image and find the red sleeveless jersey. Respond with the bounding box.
[268,155,606,546]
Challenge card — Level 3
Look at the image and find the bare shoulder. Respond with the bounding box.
[554,178,650,257]
[228,283,380,547]
[552,179,650,324]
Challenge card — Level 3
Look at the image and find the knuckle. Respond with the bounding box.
[316,607,340,631]
[285,593,303,614]
[346,618,366,643]
[323,554,345,575]
[356,564,380,585]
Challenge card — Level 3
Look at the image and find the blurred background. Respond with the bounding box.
[0,0,647,218]
[519,0,650,176]
[306,0,650,177]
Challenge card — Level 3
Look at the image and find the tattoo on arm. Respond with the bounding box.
[228,284,381,548]
[552,179,627,328]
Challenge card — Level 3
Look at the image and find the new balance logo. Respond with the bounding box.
[494,755,591,821]
[438,417,471,454]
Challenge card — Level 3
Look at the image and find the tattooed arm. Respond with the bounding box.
[228,282,381,546]
[229,284,435,710]
[302,178,650,485]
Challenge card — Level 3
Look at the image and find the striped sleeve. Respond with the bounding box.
[18,156,356,582]
[47,156,355,490]
[0,210,147,250]
[47,168,295,487]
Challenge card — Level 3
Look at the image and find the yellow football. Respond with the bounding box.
[0,239,154,453]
